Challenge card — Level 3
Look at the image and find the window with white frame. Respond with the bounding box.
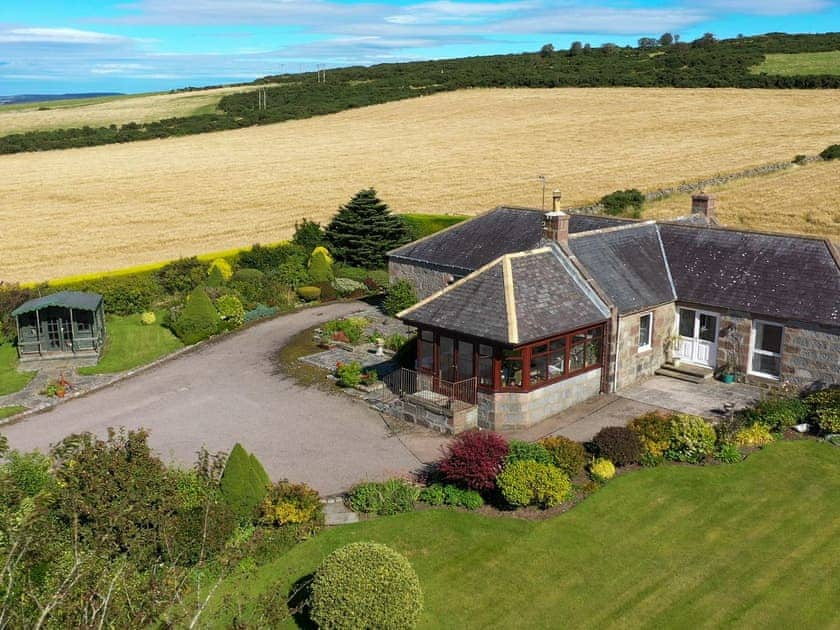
[638,312,653,350]
[750,321,783,378]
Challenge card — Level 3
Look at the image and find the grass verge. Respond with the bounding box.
[0,344,36,396]
[200,440,840,628]
[0,406,26,420]
[78,311,183,375]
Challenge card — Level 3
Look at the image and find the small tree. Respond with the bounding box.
[292,218,325,254]
[325,189,411,268]
[638,37,657,49]
[539,43,554,57]
[569,41,583,56]
[219,443,270,522]
[659,32,674,46]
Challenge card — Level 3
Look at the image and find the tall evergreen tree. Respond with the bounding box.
[325,188,411,268]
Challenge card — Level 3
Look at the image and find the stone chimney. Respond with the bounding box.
[543,211,569,245]
[552,189,562,212]
[691,192,716,220]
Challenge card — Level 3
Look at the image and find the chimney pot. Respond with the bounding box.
[691,192,716,219]
[543,211,569,245]
[552,189,562,212]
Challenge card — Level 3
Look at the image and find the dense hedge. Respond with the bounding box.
[3,32,839,155]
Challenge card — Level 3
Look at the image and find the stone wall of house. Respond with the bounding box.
[716,312,840,389]
[400,397,478,434]
[388,259,460,299]
[476,368,602,430]
[615,304,675,390]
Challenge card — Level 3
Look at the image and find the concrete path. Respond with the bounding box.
[1,302,441,495]
[617,376,762,418]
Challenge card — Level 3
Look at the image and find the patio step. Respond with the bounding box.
[323,500,359,526]
[655,362,714,384]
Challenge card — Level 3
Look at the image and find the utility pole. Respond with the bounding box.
[538,174,547,210]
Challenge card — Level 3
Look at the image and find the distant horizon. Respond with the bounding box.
[1,0,838,94]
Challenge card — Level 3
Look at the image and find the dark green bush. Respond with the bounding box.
[383,279,417,315]
[496,460,572,508]
[752,397,809,431]
[505,440,553,466]
[155,257,207,294]
[172,287,220,344]
[819,144,840,160]
[441,484,484,510]
[219,443,271,523]
[347,478,419,515]
[309,542,423,630]
[792,154,807,164]
[297,285,321,301]
[273,258,309,287]
[600,188,644,217]
[231,268,265,283]
[592,426,643,465]
[81,274,160,316]
[0,282,36,341]
[538,436,587,478]
[292,218,325,254]
[238,243,306,271]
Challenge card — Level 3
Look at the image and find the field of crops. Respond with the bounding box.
[644,160,840,238]
[752,51,840,76]
[2,87,839,282]
[0,84,275,135]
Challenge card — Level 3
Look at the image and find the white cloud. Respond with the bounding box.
[0,27,131,45]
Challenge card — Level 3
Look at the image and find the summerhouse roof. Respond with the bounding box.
[12,291,103,317]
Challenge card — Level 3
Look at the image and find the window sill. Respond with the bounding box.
[747,370,781,382]
[637,345,652,354]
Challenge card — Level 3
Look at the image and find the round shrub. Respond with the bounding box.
[296,285,322,301]
[497,460,571,508]
[752,397,809,432]
[628,412,672,459]
[172,287,220,345]
[538,436,586,478]
[734,424,773,447]
[592,426,643,466]
[308,246,334,283]
[505,439,553,466]
[140,311,157,325]
[209,258,233,281]
[589,458,615,482]
[438,430,508,492]
[383,279,417,316]
[231,268,265,283]
[805,387,840,433]
[309,542,423,630]
[666,414,716,463]
[215,294,245,327]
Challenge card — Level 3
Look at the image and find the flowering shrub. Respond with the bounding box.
[666,414,716,463]
[258,480,323,528]
[592,426,643,466]
[438,431,509,492]
[589,458,615,482]
[538,436,587,478]
[323,316,368,344]
[140,311,156,325]
[496,460,572,508]
[734,424,774,447]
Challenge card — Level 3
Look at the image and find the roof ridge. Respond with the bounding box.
[502,256,518,344]
[569,220,656,239]
[657,219,834,244]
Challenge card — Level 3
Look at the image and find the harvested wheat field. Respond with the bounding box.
[2,87,840,282]
[645,160,840,239]
[0,84,276,135]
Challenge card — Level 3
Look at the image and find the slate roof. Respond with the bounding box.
[569,223,676,315]
[389,206,637,272]
[399,246,610,344]
[659,224,840,326]
[12,291,103,317]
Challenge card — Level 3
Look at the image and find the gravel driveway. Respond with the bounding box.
[1,302,427,495]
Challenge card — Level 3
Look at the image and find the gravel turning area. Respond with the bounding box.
[0,302,430,495]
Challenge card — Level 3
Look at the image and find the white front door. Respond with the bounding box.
[676,308,718,368]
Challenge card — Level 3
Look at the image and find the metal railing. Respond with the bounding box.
[378,368,477,410]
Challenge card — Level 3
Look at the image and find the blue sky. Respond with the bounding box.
[1,1,837,94]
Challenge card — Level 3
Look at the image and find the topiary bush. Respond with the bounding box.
[628,412,673,461]
[347,478,419,515]
[308,246,334,283]
[505,440,553,466]
[592,426,643,466]
[140,311,157,325]
[258,480,323,529]
[804,387,840,433]
[589,457,615,482]
[206,265,226,288]
[309,542,423,630]
[438,430,509,492]
[296,285,321,301]
[383,279,417,316]
[666,414,716,463]
[209,258,233,281]
[735,423,774,447]
[172,286,220,344]
[538,436,587,478]
[220,443,271,523]
[496,460,572,508]
[752,397,809,432]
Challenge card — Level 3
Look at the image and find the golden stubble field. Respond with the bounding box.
[645,160,840,237]
[2,87,839,282]
[0,84,276,135]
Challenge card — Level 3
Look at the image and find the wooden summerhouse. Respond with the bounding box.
[12,291,105,362]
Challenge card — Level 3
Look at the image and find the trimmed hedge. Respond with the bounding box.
[309,542,423,630]
[419,484,483,510]
[296,286,321,301]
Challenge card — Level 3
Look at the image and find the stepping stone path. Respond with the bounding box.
[323,497,359,526]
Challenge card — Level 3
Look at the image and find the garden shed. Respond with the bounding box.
[12,291,105,362]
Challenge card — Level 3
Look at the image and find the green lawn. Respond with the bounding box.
[0,406,26,420]
[401,213,468,239]
[0,344,36,396]
[202,440,840,628]
[78,311,183,375]
[752,51,840,76]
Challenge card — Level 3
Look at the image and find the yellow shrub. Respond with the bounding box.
[590,458,615,482]
[209,258,233,281]
[735,424,773,447]
[140,311,156,325]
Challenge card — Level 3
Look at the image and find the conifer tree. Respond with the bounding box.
[324,188,411,268]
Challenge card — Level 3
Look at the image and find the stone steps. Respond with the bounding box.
[655,362,714,384]
[323,499,359,526]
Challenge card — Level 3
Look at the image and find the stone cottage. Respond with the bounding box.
[389,195,840,431]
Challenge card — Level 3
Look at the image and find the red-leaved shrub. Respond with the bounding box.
[438,431,509,492]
